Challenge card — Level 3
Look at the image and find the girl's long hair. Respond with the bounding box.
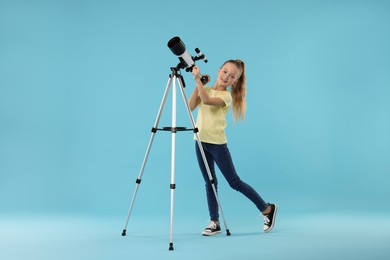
[222,59,246,122]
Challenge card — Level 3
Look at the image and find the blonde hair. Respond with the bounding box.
[222,59,246,122]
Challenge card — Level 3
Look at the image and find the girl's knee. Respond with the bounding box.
[228,178,243,191]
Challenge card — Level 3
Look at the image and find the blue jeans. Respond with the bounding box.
[195,142,268,221]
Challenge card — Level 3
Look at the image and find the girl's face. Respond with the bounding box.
[217,62,241,88]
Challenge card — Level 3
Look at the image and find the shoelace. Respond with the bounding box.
[207,221,218,229]
[263,215,270,224]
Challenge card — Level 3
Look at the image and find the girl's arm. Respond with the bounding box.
[192,66,226,107]
[188,86,201,111]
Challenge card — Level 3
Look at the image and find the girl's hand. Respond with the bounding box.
[192,66,201,81]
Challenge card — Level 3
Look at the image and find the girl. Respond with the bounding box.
[188,59,278,236]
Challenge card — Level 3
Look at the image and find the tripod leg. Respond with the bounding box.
[176,77,231,236]
[168,75,178,251]
[122,76,173,236]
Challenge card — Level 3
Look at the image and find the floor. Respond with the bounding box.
[1,211,389,260]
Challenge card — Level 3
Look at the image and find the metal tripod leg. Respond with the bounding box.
[168,75,177,251]
[176,76,231,236]
[121,76,173,237]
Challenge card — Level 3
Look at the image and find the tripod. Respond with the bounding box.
[121,66,231,251]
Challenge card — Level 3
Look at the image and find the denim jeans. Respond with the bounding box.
[195,142,268,221]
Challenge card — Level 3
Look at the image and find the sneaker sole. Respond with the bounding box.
[202,230,222,236]
[264,204,278,233]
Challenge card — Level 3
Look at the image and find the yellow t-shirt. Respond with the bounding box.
[194,87,232,144]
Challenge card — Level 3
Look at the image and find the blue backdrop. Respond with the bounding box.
[1,0,389,219]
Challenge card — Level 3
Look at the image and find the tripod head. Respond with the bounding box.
[170,66,210,88]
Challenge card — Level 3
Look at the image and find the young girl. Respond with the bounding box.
[188,59,278,236]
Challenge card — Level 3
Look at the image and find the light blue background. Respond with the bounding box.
[1,0,390,259]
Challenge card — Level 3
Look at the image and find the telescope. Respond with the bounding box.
[167,36,208,72]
